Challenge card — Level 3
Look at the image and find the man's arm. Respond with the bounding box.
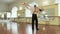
[22,2,32,9]
[37,7,44,12]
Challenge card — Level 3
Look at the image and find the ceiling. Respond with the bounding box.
[0,0,56,5]
[0,0,57,13]
[0,0,16,4]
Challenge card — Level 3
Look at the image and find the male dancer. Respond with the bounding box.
[23,3,43,30]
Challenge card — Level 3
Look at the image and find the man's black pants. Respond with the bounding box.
[32,14,38,30]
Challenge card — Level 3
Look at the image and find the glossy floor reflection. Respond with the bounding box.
[0,20,60,34]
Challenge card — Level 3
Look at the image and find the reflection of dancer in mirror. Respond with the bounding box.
[23,2,43,30]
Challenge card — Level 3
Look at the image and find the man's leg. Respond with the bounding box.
[36,18,39,30]
[32,18,34,30]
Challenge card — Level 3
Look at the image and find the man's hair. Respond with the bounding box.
[34,5,36,7]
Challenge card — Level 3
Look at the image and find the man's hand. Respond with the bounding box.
[22,2,28,7]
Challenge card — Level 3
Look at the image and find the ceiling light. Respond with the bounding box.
[19,6,23,10]
[18,14,21,16]
[45,15,48,17]
[42,1,49,6]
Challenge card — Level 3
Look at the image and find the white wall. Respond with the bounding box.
[55,0,60,16]
[58,4,60,16]
[0,3,8,12]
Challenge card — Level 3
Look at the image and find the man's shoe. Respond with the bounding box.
[36,28,39,30]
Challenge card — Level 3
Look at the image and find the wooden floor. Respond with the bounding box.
[0,21,60,34]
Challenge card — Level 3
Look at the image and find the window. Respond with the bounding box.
[1,13,4,18]
[7,12,11,18]
[11,6,18,18]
